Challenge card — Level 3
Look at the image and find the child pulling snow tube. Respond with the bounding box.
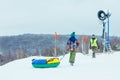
[32,58,60,68]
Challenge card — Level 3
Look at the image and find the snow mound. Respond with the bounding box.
[0,52,120,80]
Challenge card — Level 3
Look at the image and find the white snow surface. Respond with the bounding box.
[0,51,120,80]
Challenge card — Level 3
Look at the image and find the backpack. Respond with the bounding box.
[67,37,79,50]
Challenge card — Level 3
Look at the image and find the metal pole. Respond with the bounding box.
[107,11,112,52]
[54,38,57,56]
[107,12,110,43]
[103,22,106,53]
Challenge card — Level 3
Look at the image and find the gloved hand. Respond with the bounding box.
[98,45,100,49]
[90,47,91,49]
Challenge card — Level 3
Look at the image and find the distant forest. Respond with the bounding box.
[0,34,120,65]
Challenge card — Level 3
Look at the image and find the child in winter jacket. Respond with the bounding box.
[67,32,79,66]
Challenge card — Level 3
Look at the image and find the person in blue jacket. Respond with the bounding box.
[67,32,79,66]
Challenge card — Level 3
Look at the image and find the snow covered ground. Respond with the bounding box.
[0,51,120,80]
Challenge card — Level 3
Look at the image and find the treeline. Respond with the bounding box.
[0,34,69,65]
[0,34,68,55]
[0,34,120,65]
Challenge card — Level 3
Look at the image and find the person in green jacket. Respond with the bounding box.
[90,34,99,58]
[67,32,79,66]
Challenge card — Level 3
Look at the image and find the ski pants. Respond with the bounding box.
[69,51,76,63]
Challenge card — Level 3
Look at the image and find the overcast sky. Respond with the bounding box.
[0,0,120,36]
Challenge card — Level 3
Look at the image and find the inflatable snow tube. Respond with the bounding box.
[32,58,60,68]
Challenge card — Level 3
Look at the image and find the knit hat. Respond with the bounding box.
[70,32,75,37]
[92,34,95,38]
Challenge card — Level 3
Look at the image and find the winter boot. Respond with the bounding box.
[70,63,74,66]
[92,52,96,58]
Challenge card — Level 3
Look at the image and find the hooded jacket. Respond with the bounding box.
[67,32,79,51]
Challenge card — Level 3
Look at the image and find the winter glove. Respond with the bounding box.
[98,45,100,49]
[90,47,91,49]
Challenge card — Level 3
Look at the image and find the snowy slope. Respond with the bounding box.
[0,51,120,80]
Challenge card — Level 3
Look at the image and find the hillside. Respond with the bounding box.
[0,34,68,55]
[0,51,120,80]
[0,34,120,66]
